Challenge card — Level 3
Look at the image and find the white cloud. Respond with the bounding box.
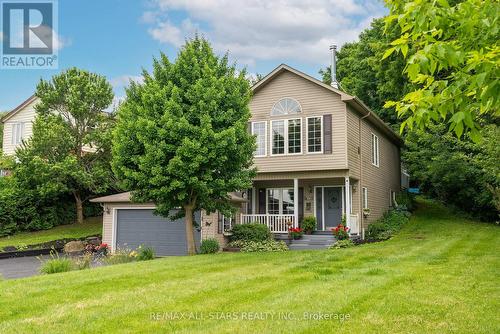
[110,75,144,89]
[148,18,199,47]
[145,0,386,66]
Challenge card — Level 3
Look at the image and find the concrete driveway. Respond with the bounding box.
[0,255,48,280]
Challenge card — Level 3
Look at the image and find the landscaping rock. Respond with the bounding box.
[64,241,85,254]
[85,236,101,246]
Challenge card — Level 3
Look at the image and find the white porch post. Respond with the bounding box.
[344,177,351,229]
[294,178,299,228]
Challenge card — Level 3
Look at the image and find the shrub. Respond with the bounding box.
[395,191,415,212]
[137,245,155,261]
[366,222,392,241]
[200,238,220,254]
[73,253,93,270]
[332,224,350,240]
[230,223,272,242]
[104,248,136,265]
[40,254,73,274]
[229,240,288,252]
[330,239,355,249]
[366,209,411,241]
[300,216,316,233]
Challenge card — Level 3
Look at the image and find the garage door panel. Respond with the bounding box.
[116,209,201,256]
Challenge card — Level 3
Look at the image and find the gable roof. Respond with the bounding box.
[1,95,38,123]
[251,64,402,146]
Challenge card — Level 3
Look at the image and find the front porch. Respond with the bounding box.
[239,175,360,235]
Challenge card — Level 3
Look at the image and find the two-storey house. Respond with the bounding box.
[91,64,403,255]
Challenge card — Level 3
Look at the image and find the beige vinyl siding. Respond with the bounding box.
[347,107,400,228]
[250,70,347,173]
[2,98,39,155]
[254,170,347,181]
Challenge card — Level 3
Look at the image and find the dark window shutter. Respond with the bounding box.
[248,122,252,134]
[323,114,332,154]
[298,187,304,224]
[258,188,266,214]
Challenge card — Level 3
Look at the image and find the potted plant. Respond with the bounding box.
[289,227,304,240]
[300,216,316,234]
[331,224,350,240]
[363,208,371,218]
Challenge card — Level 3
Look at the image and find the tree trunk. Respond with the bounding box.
[74,193,84,224]
[184,205,196,255]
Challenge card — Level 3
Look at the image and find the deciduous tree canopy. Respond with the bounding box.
[112,37,256,254]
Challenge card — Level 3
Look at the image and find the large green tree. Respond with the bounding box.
[319,18,411,127]
[383,0,499,139]
[22,68,116,224]
[404,124,499,220]
[112,37,256,254]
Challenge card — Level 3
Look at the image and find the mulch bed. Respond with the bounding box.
[0,234,101,259]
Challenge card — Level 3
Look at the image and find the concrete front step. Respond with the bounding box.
[289,244,332,250]
[288,233,337,250]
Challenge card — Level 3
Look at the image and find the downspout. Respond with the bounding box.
[359,110,371,238]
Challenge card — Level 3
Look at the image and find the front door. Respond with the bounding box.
[323,187,343,229]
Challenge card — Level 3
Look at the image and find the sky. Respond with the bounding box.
[0,0,387,111]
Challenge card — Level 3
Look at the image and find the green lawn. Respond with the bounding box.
[0,200,498,333]
[0,217,102,250]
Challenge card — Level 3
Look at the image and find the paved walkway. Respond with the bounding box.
[0,255,48,280]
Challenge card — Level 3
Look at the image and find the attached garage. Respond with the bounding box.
[115,209,201,256]
[91,191,247,256]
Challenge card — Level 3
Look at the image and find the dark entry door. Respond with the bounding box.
[323,187,343,229]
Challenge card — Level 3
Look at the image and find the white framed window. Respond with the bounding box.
[270,119,302,155]
[252,121,267,157]
[307,116,322,153]
[362,187,368,209]
[266,188,295,214]
[287,118,302,154]
[271,98,301,116]
[371,133,379,167]
[11,122,26,145]
[271,120,285,155]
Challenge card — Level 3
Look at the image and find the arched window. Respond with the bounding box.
[271,98,301,116]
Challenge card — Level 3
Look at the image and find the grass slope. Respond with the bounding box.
[0,217,102,250]
[0,200,498,333]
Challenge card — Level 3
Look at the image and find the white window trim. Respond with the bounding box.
[287,118,303,155]
[265,187,295,215]
[270,118,303,156]
[371,133,380,167]
[251,121,267,157]
[362,187,368,209]
[270,97,302,116]
[306,116,323,154]
[11,122,25,145]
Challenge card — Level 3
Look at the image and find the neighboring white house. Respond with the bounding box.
[1,95,96,158]
[1,95,39,156]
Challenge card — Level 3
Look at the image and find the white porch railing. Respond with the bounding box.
[348,214,360,235]
[240,214,295,233]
